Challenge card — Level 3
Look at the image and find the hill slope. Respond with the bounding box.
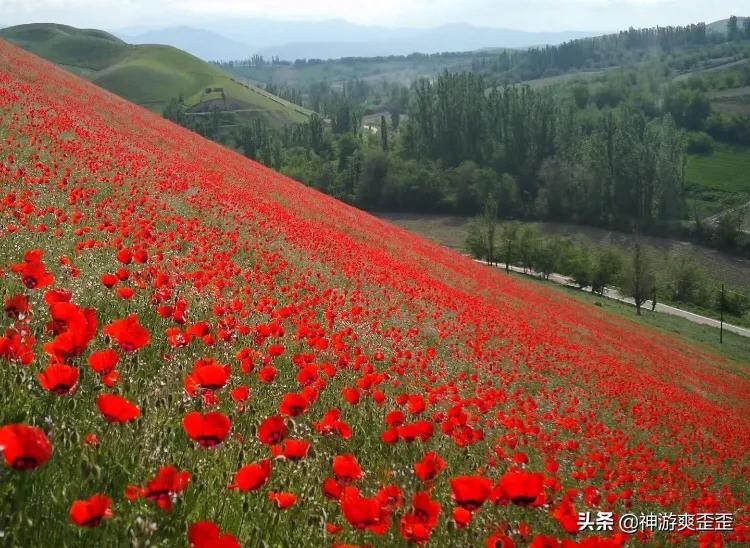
[0,23,310,126]
[1,39,749,547]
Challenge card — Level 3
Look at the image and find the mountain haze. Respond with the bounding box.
[120,26,255,62]
[113,18,597,61]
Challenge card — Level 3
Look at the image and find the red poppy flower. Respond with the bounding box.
[342,387,360,405]
[0,328,36,365]
[142,465,191,511]
[43,302,97,360]
[116,287,135,299]
[103,314,150,352]
[314,408,352,439]
[182,411,231,448]
[188,521,240,548]
[258,365,277,383]
[11,249,54,289]
[102,370,120,388]
[69,495,113,527]
[188,359,231,391]
[399,491,442,543]
[231,386,250,402]
[258,415,287,445]
[97,394,140,423]
[450,476,493,511]
[271,438,311,460]
[229,459,272,492]
[38,363,79,395]
[494,470,545,506]
[398,421,434,442]
[84,433,99,447]
[453,507,472,528]
[553,500,579,534]
[101,274,118,288]
[333,453,363,483]
[386,410,405,427]
[377,485,404,511]
[407,395,426,415]
[268,491,297,509]
[267,344,285,357]
[340,487,390,534]
[279,392,309,417]
[414,452,446,482]
[88,349,120,375]
[0,423,53,470]
[4,294,29,319]
[326,523,343,534]
[44,289,72,305]
[116,248,132,264]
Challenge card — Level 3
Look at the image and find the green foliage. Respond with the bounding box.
[686,131,716,154]
[617,241,657,315]
[664,251,711,306]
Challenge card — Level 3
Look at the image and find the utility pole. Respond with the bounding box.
[720,284,724,344]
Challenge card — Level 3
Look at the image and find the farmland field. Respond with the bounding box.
[1,37,750,548]
[685,144,750,201]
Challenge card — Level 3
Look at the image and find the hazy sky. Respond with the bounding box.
[1,0,747,31]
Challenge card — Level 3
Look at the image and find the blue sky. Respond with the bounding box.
[1,0,747,31]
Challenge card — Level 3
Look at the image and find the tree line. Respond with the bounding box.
[465,219,749,319]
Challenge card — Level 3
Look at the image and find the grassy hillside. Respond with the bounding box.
[0,23,310,126]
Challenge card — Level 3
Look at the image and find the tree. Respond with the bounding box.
[308,114,325,155]
[356,150,389,209]
[591,247,623,294]
[499,221,519,272]
[380,116,389,152]
[620,240,656,315]
[567,243,594,289]
[715,211,743,248]
[465,218,488,261]
[727,16,740,41]
[664,251,709,306]
[517,224,541,273]
[744,18,750,39]
[535,235,565,279]
[572,84,590,109]
[482,197,499,265]
[391,109,401,131]
[163,96,187,126]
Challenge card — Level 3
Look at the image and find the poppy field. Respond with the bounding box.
[1,40,749,547]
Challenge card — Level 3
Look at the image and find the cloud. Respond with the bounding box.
[0,0,746,30]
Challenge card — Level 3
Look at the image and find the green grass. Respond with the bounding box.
[0,23,310,127]
[686,144,750,195]
[520,273,750,367]
[685,144,750,216]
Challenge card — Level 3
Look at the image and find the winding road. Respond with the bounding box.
[477,260,750,338]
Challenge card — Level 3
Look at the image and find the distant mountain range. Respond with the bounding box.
[114,19,598,62]
[120,26,254,62]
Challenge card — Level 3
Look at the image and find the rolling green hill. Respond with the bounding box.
[0,23,311,127]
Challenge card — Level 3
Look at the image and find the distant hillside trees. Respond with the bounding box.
[401,72,687,228]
